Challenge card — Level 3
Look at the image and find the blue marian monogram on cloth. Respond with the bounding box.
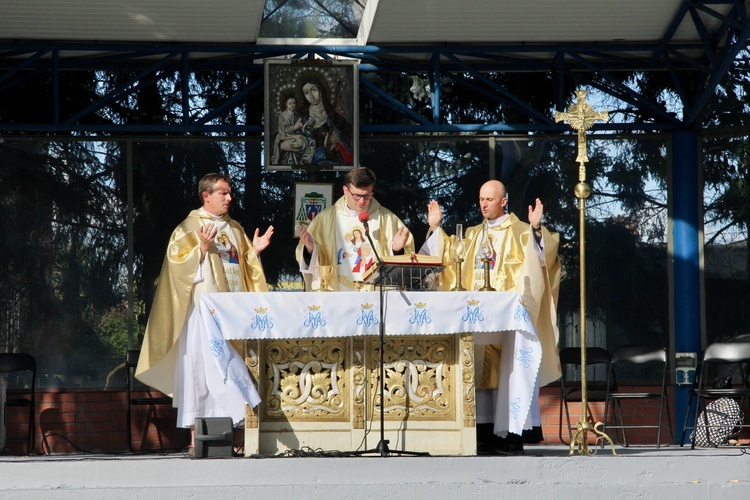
[304,304,327,328]
[251,307,273,331]
[461,299,485,323]
[409,301,432,326]
[356,302,378,327]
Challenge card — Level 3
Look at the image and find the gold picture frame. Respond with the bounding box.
[264,59,359,171]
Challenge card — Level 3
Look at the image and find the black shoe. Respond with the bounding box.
[477,441,497,456]
[494,441,524,456]
[476,423,497,456]
[495,433,525,456]
[522,426,544,444]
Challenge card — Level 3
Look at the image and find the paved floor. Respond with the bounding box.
[2,444,749,499]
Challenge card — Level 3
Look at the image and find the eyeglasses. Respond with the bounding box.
[347,188,375,201]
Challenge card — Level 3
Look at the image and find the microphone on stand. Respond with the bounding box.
[358,211,370,234]
[358,211,383,266]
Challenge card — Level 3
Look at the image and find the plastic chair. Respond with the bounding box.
[558,346,612,445]
[125,349,186,452]
[682,342,750,449]
[0,352,36,454]
[604,345,673,447]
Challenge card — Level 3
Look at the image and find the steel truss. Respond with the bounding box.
[0,1,748,134]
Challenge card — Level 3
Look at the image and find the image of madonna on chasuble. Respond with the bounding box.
[296,195,414,291]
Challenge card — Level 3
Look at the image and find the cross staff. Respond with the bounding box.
[554,89,617,456]
[554,89,608,178]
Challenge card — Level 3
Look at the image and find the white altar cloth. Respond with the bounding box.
[197,290,542,435]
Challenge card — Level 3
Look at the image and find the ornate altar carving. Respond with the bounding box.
[262,338,349,421]
[369,335,455,420]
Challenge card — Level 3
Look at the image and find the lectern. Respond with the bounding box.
[363,254,444,291]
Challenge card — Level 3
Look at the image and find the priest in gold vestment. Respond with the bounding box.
[296,167,414,291]
[422,180,561,454]
[135,173,273,446]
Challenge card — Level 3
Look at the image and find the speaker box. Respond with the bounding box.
[193,417,234,458]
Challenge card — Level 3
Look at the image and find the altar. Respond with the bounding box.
[197,290,542,456]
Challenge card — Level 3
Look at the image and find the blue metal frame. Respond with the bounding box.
[672,131,703,444]
[0,1,747,134]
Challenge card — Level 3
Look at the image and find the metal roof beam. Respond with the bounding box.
[62,52,181,127]
[685,26,750,125]
[360,79,431,126]
[563,52,680,123]
[0,4,748,134]
[194,79,263,126]
[441,53,553,124]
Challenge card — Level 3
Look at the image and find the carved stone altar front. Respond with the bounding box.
[199,290,540,457]
[242,333,477,456]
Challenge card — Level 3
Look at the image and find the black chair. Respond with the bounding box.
[558,346,612,445]
[125,349,186,452]
[0,352,36,454]
[604,345,673,447]
[682,342,750,449]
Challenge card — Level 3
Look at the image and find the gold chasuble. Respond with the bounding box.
[296,196,415,291]
[432,213,562,390]
[135,209,268,397]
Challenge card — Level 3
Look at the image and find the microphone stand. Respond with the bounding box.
[362,218,384,270]
[354,219,428,457]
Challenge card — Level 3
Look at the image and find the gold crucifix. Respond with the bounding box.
[554,89,608,180]
[555,89,616,456]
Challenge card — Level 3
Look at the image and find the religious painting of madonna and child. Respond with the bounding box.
[264,59,359,171]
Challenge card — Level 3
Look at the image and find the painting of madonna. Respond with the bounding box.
[265,61,358,170]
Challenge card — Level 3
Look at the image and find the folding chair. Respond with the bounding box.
[0,352,36,454]
[125,349,187,452]
[558,346,612,445]
[604,345,673,447]
[684,342,750,449]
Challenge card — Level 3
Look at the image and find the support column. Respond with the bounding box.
[671,130,702,444]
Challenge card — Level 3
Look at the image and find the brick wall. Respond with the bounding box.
[2,388,188,455]
[2,385,687,455]
[539,385,676,446]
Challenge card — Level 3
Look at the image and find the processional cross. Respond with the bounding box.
[555,90,617,456]
[555,89,608,180]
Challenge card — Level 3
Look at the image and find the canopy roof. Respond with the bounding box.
[1,0,740,51]
[1,1,749,132]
